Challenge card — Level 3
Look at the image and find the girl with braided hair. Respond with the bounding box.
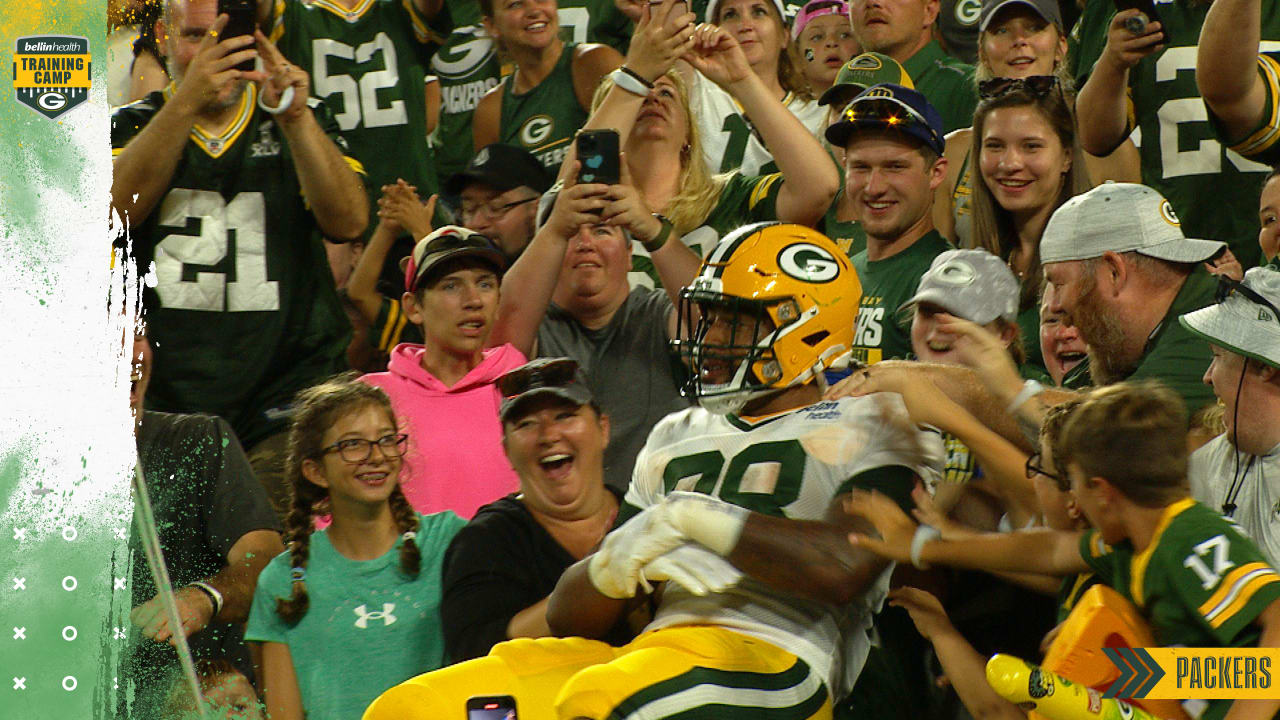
[245,373,465,720]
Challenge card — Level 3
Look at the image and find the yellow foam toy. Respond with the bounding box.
[1040,585,1188,720]
[987,653,1160,720]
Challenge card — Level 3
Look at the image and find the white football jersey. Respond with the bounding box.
[625,392,945,698]
[689,71,827,177]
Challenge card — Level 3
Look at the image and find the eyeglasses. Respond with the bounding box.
[321,433,409,463]
[497,358,581,400]
[1215,276,1280,326]
[460,195,538,222]
[1025,453,1061,484]
[978,75,1059,100]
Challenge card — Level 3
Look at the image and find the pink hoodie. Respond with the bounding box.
[361,343,526,519]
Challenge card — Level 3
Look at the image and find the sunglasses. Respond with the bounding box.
[978,75,1059,100]
[497,358,582,400]
[1214,276,1280,326]
[843,96,929,130]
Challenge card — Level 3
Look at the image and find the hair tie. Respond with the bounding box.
[290,567,306,582]
[402,531,417,542]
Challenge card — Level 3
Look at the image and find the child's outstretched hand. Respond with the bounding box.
[843,489,919,563]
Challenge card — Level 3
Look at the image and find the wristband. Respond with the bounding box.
[1006,379,1046,415]
[618,66,655,89]
[611,68,652,97]
[909,525,941,570]
[189,581,224,617]
[643,214,674,253]
[665,492,749,556]
[257,85,296,115]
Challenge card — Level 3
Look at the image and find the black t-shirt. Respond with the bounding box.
[441,490,630,662]
[123,411,281,715]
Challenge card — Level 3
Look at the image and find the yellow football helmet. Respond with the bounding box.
[673,222,862,414]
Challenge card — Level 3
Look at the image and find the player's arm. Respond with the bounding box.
[1225,599,1280,720]
[255,32,368,241]
[1197,0,1268,145]
[845,488,1089,576]
[111,16,259,225]
[473,84,502,155]
[258,641,305,720]
[546,559,647,638]
[686,25,837,226]
[1076,10,1164,154]
[489,175,609,355]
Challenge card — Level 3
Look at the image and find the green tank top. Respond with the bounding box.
[499,42,587,171]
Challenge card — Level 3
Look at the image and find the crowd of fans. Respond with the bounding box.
[108,0,1280,717]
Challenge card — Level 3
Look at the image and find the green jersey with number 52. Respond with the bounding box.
[270,0,443,196]
[1074,0,1280,268]
[111,87,355,448]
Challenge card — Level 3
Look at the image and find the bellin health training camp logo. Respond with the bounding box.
[13,35,90,120]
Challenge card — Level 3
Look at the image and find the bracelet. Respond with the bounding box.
[1005,379,1046,415]
[611,68,651,97]
[189,581,224,618]
[909,525,941,570]
[257,85,296,115]
[643,214,674,253]
[618,66,655,89]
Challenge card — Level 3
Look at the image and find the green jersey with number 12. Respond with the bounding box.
[622,394,944,700]
[111,86,354,447]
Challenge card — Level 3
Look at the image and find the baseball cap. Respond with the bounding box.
[906,249,1020,325]
[706,0,786,23]
[824,84,946,155]
[818,52,913,107]
[444,143,552,197]
[978,0,1063,32]
[1180,268,1280,369]
[498,357,595,422]
[792,0,848,38]
[1040,183,1226,265]
[401,226,505,293]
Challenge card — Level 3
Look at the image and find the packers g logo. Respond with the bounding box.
[955,0,982,25]
[1158,199,1180,227]
[778,243,840,283]
[520,115,554,147]
[933,259,977,286]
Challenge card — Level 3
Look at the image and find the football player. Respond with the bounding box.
[363,221,945,719]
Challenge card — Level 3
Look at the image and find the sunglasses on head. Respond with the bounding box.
[978,75,1059,100]
[843,96,928,130]
[497,358,581,400]
[1214,275,1280,326]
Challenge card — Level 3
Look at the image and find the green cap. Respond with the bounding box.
[818,52,914,107]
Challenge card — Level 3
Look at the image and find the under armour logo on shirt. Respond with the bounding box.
[353,603,397,629]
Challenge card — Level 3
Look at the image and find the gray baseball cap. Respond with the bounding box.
[906,249,1020,325]
[979,0,1063,32]
[1040,183,1225,265]
[1180,267,1280,369]
[498,357,595,423]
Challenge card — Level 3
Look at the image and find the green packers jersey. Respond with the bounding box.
[1209,52,1280,166]
[1079,499,1280,720]
[820,202,868,258]
[850,231,952,364]
[901,41,978,134]
[1073,0,1280,269]
[499,42,586,171]
[270,0,443,197]
[112,87,354,447]
[629,172,784,287]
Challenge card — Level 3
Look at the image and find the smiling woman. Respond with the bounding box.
[438,358,631,662]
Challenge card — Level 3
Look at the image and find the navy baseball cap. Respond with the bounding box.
[824,84,946,156]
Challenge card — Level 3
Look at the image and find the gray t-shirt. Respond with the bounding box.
[1189,434,1280,568]
[538,287,692,492]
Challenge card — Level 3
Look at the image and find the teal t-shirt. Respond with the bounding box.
[246,511,465,719]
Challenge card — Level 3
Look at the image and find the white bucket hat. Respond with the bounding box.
[1179,267,1280,369]
[1040,183,1225,265]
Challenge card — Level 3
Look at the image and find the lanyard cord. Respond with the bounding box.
[1223,362,1252,517]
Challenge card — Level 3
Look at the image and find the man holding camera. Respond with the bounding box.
[111,0,367,514]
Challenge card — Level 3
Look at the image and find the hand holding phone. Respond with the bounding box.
[218,0,258,71]
[1110,0,1169,51]
[649,0,691,28]
[575,130,621,186]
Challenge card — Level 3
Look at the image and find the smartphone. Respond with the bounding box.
[1112,0,1170,47]
[650,0,690,26]
[575,129,621,186]
[218,0,258,71]
[466,695,517,720]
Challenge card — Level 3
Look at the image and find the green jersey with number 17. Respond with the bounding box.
[270,0,444,196]
[111,87,356,448]
[1074,0,1280,269]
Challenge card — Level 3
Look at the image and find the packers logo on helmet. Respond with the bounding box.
[673,223,862,415]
